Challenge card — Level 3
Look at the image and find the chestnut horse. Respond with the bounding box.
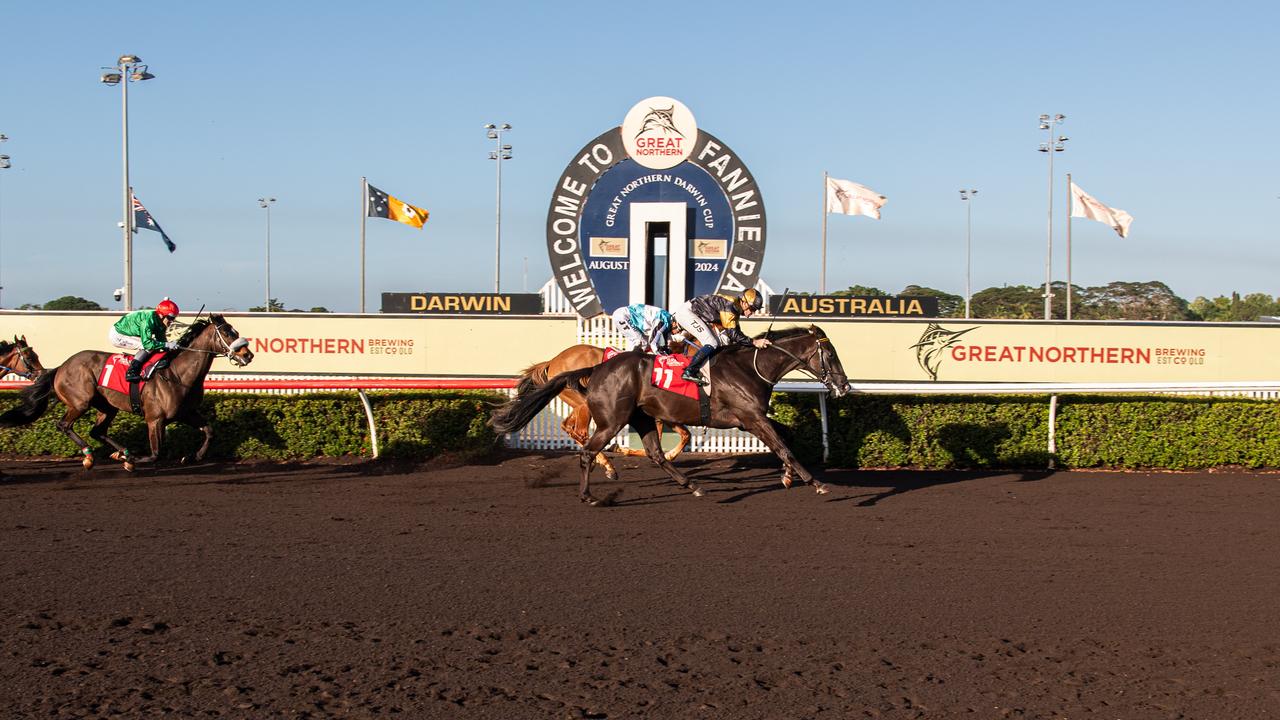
[517,344,691,480]
[0,315,254,470]
[493,325,851,505]
[0,335,45,380]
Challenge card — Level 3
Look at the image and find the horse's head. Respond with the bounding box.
[178,315,255,367]
[0,335,45,379]
[805,325,851,397]
[767,326,851,397]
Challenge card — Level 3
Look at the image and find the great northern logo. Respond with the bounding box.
[910,323,976,380]
[621,96,697,170]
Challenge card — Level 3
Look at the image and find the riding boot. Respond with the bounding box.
[124,358,146,383]
[125,349,153,382]
[682,345,715,386]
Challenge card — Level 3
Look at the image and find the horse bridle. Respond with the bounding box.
[171,320,250,364]
[0,342,40,380]
[753,330,844,392]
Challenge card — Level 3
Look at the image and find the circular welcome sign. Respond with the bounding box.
[545,98,767,318]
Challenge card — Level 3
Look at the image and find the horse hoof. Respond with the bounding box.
[123,461,136,473]
[781,474,793,489]
[81,456,94,470]
[691,487,705,498]
[604,468,618,481]
[814,483,830,495]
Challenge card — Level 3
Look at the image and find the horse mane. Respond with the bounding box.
[176,314,224,345]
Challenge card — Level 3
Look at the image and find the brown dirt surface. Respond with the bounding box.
[2,452,1280,719]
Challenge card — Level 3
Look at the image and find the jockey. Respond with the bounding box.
[672,288,771,386]
[610,302,674,355]
[109,298,181,382]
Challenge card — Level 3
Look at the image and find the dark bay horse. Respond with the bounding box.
[493,325,851,505]
[0,315,253,470]
[518,344,692,480]
[0,336,45,380]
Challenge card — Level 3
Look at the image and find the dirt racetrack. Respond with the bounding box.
[3,452,1280,719]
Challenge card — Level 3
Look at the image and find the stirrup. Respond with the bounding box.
[682,371,707,386]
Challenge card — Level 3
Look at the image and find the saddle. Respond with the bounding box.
[98,352,170,412]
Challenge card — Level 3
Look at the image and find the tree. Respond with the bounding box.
[43,296,105,311]
[969,285,1043,319]
[248,298,286,313]
[1073,281,1194,321]
[898,285,963,318]
[830,285,888,297]
[1189,292,1279,322]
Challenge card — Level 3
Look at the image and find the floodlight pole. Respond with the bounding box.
[259,197,276,312]
[485,123,512,294]
[960,189,978,318]
[1038,113,1067,320]
[101,55,155,311]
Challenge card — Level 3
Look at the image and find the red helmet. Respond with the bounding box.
[155,298,179,319]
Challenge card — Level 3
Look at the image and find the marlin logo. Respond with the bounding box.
[635,105,683,139]
[910,323,976,380]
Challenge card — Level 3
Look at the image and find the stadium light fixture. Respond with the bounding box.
[485,122,513,293]
[1037,113,1067,319]
[100,54,156,311]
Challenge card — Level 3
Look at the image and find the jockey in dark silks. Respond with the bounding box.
[108,298,180,381]
[671,288,771,386]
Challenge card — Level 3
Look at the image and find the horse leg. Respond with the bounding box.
[86,406,136,472]
[631,413,701,498]
[579,421,625,506]
[666,423,691,461]
[55,405,96,470]
[131,417,166,464]
[563,402,618,481]
[746,417,829,495]
[174,407,213,463]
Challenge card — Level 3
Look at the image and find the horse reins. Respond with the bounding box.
[753,332,838,389]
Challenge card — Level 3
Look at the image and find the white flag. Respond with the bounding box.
[826,177,886,219]
[1070,181,1133,238]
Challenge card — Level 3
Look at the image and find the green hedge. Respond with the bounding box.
[3,389,1279,470]
[0,391,503,462]
[769,393,1280,470]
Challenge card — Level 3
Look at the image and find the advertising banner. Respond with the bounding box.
[6,312,1280,384]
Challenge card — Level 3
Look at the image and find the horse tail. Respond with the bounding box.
[490,367,594,435]
[0,366,57,428]
[516,359,552,396]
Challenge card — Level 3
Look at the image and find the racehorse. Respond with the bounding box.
[0,315,253,471]
[517,344,692,480]
[0,336,45,380]
[492,325,851,505]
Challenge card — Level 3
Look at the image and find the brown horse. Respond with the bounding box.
[0,315,254,470]
[0,335,45,380]
[517,344,691,480]
[493,325,851,505]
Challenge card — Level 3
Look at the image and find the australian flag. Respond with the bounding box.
[131,193,176,253]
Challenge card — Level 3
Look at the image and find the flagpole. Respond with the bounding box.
[821,171,828,294]
[360,176,367,313]
[1066,172,1073,321]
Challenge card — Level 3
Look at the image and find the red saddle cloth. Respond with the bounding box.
[98,353,167,393]
[651,353,701,399]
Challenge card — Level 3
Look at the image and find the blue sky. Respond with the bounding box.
[0,1,1276,312]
